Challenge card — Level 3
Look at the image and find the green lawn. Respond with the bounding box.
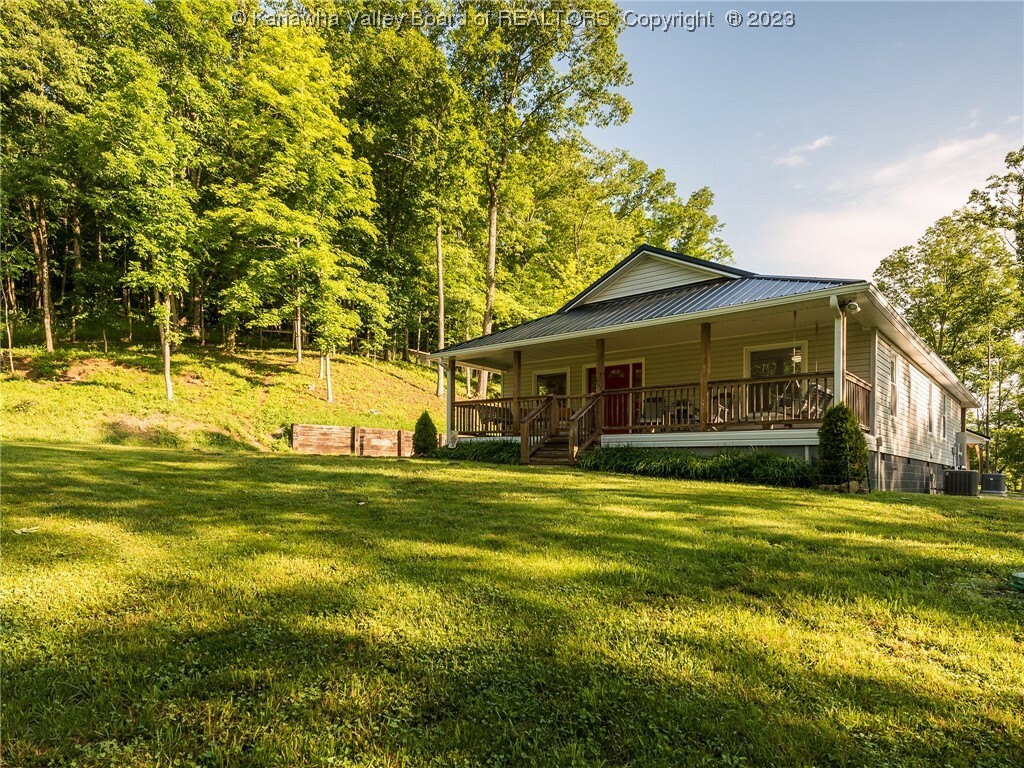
[1,346,448,450]
[2,443,1023,767]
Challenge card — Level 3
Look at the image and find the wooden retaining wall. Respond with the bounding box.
[291,424,415,457]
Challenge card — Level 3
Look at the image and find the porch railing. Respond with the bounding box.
[843,372,872,431]
[706,373,836,429]
[520,396,557,462]
[453,370,871,443]
[569,393,602,459]
[451,396,516,437]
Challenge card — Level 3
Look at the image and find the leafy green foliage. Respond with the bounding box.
[817,404,870,485]
[413,410,439,456]
[969,145,1024,265]
[0,1,738,377]
[433,438,521,465]
[577,446,817,487]
[873,210,1021,388]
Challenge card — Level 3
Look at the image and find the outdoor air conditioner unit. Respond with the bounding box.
[944,469,979,496]
[981,473,1008,496]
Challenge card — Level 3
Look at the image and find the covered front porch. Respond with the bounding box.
[441,296,873,465]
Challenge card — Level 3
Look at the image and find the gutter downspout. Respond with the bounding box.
[830,295,846,405]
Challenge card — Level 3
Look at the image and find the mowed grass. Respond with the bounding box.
[2,444,1023,767]
[1,346,447,450]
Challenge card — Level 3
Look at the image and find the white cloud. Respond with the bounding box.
[775,134,834,167]
[757,131,1018,280]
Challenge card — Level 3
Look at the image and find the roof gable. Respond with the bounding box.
[562,245,753,311]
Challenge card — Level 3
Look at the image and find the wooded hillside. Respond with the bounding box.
[1,0,731,400]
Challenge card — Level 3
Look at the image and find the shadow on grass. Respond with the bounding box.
[2,443,1022,767]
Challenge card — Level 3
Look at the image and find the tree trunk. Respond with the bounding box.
[190,279,202,340]
[23,200,54,352]
[325,353,333,403]
[436,223,446,398]
[3,284,15,375]
[102,326,108,355]
[4,276,16,313]
[479,184,498,397]
[294,286,303,364]
[160,294,174,401]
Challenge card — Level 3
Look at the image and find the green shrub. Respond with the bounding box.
[577,446,816,488]
[433,439,521,465]
[413,410,439,456]
[817,403,869,484]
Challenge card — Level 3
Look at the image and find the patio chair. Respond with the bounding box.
[639,396,668,428]
[707,392,734,430]
[773,379,804,419]
[673,399,699,430]
[803,384,833,420]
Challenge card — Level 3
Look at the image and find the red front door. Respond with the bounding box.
[587,362,642,431]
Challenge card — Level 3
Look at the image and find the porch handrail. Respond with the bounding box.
[569,393,603,459]
[520,395,556,463]
[843,371,872,389]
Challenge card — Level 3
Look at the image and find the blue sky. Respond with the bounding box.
[583,1,1024,279]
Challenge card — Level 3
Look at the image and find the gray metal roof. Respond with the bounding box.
[441,275,862,356]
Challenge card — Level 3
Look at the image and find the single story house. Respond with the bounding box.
[429,244,980,491]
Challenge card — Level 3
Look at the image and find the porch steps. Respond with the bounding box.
[526,435,592,466]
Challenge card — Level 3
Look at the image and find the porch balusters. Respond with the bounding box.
[454,371,869,441]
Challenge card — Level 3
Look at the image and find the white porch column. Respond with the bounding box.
[830,296,846,405]
[446,357,457,446]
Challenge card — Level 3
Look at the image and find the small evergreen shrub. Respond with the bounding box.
[433,439,521,465]
[413,411,439,456]
[817,403,869,485]
[576,446,816,488]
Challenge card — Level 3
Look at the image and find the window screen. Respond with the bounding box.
[749,347,802,378]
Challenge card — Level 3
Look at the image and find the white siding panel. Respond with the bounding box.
[846,325,872,381]
[583,256,722,303]
[872,333,958,465]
